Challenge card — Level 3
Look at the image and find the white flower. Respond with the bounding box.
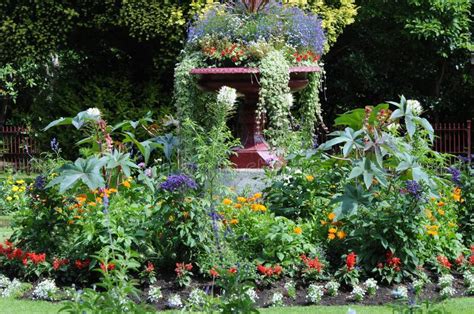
[412,279,425,294]
[463,271,474,287]
[1,279,21,298]
[284,93,294,108]
[147,285,163,303]
[349,285,366,302]
[284,281,296,298]
[407,100,422,115]
[307,284,324,304]
[391,286,408,299]
[187,288,206,307]
[387,122,400,132]
[439,274,454,289]
[246,288,259,303]
[85,107,101,118]
[217,86,237,109]
[325,281,340,296]
[364,278,378,295]
[0,274,10,289]
[271,292,284,307]
[167,294,183,308]
[440,286,456,298]
[32,279,57,300]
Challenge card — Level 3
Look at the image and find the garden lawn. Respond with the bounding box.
[0,298,473,314]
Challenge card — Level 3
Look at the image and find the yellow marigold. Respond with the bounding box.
[96,197,103,203]
[122,180,131,188]
[230,218,239,225]
[247,197,256,203]
[328,233,336,240]
[452,188,462,202]
[237,197,247,203]
[437,201,445,207]
[293,226,302,235]
[306,175,314,182]
[336,230,346,239]
[437,209,445,216]
[15,180,25,185]
[320,220,327,226]
[73,215,82,219]
[328,212,336,221]
[76,194,87,204]
[222,198,233,205]
[108,188,118,194]
[258,204,267,212]
[11,185,19,192]
[251,204,259,211]
[448,222,457,227]
[19,186,26,192]
[328,227,337,234]
[253,192,262,199]
[234,203,242,209]
[6,196,12,201]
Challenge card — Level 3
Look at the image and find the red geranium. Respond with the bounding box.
[257,264,282,277]
[75,259,90,270]
[437,255,452,270]
[300,254,324,273]
[175,262,193,277]
[53,258,69,270]
[145,261,154,273]
[209,267,219,278]
[228,267,238,274]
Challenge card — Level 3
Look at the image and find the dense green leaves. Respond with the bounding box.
[47,157,105,192]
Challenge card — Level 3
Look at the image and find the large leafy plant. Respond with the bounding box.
[320,96,441,216]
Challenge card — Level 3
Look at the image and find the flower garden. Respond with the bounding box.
[0,0,473,313]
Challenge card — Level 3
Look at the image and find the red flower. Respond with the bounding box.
[469,254,474,266]
[175,262,192,277]
[12,248,23,260]
[185,263,193,271]
[437,255,452,269]
[455,254,465,266]
[300,255,324,273]
[145,261,154,273]
[26,252,46,265]
[228,267,238,274]
[209,267,219,278]
[273,265,282,276]
[377,263,384,269]
[53,258,69,270]
[346,252,357,271]
[257,264,267,275]
[231,56,238,63]
[75,259,90,270]
[100,262,115,272]
[22,258,28,266]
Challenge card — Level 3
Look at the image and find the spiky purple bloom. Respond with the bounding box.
[138,162,146,169]
[446,167,462,186]
[285,7,325,55]
[144,168,153,178]
[160,174,198,192]
[50,138,60,153]
[33,175,46,190]
[405,180,422,199]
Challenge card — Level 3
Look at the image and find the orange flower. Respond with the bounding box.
[237,197,247,203]
[437,201,445,207]
[437,209,445,216]
[328,228,337,234]
[306,175,314,182]
[122,181,131,188]
[293,226,302,235]
[328,233,336,240]
[230,218,238,225]
[336,230,346,239]
[88,202,97,207]
[222,198,233,205]
[183,211,190,218]
[75,194,87,204]
[328,212,336,221]
[253,192,262,199]
[320,220,327,226]
[67,220,74,225]
[234,203,242,209]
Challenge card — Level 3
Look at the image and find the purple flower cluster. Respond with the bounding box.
[285,7,325,55]
[405,180,422,199]
[160,174,198,192]
[34,175,46,190]
[50,138,60,153]
[446,167,462,186]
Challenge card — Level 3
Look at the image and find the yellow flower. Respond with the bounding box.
[427,230,438,236]
[328,227,337,234]
[293,226,302,235]
[6,196,13,201]
[253,192,262,199]
[448,222,457,228]
[306,175,314,182]
[222,198,233,205]
[234,203,242,209]
[168,215,175,222]
[328,212,336,221]
[73,215,82,219]
[237,197,247,203]
[320,220,327,226]
[11,185,19,192]
[16,180,25,185]
[19,186,26,192]
[108,188,118,194]
[328,233,336,240]
[122,180,131,188]
[88,202,97,207]
[425,209,433,219]
[258,204,267,212]
[76,194,87,204]
[230,218,239,225]
[336,230,346,239]
[452,188,462,202]
[437,209,445,216]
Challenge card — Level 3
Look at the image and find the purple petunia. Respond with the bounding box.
[160,174,198,192]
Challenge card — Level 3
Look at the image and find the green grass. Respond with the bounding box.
[0,215,11,241]
[0,297,473,314]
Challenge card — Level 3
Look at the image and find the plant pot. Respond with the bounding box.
[190,66,320,168]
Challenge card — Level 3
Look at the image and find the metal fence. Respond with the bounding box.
[0,125,38,172]
[433,120,471,159]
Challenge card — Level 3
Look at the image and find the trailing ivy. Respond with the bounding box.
[299,70,324,140]
[258,50,291,146]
